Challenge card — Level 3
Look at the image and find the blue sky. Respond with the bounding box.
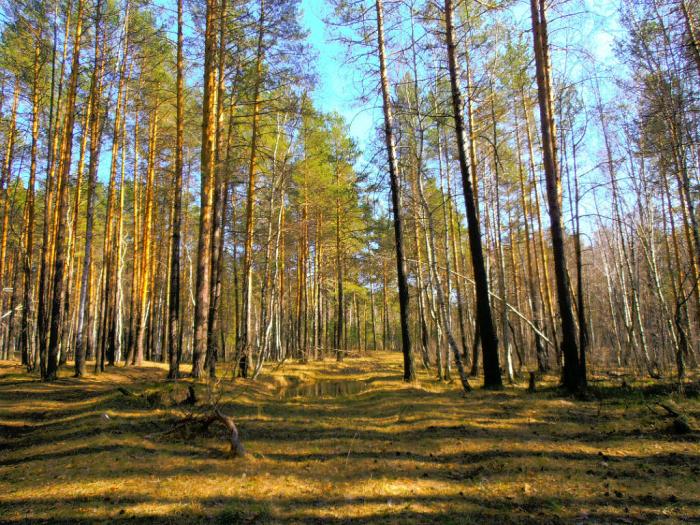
[295,0,625,234]
[296,0,621,158]
[299,0,376,150]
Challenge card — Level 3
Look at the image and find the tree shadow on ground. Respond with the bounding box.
[0,358,698,524]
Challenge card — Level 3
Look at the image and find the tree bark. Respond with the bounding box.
[192,0,219,378]
[237,0,265,378]
[45,0,85,381]
[375,0,415,381]
[444,0,501,388]
[75,0,110,376]
[530,0,582,392]
[168,0,185,380]
[20,43,41,369]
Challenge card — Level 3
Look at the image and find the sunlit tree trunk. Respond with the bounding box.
[44,0,85,380]
[375,0,414,381]
[206,0,229,378]
[415,140,472,392]
[487,77,513,384]
[126,110,141,365]
[0,83,19,334]
[0,82,19,358]
[168,0,185,379]
[514,101,547,372]
[571,133,588,388]
[237,0,265,378]
[335,165,344,362]
[409,172,432,369]
[314,212,322,360]
[20,43,41,369]
[443,136,470,364]
[444,0,501,388]
[114,77,130,366]
[135,105,159,366]
[75,0,110,376]
[530,0,581,391]
[193,0,219,378]
[37,0,73,376]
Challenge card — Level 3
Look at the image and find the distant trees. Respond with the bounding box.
[0,0,696,389]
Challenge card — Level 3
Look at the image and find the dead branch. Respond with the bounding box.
[117,386,137,397]
[658,400,683,418]
[202,407,246,457]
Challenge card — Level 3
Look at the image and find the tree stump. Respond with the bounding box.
[528,372,536,393]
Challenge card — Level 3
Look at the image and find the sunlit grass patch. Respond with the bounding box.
[0,355,698,524]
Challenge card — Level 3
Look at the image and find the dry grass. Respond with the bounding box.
[0,354,698,524]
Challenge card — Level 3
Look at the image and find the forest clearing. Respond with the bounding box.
[2,0,700,522]
[1,353,699,524]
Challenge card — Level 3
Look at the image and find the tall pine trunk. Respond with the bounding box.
[45,0,85,380]
[168,0,185,379]
[237,0,265,378]
[193,0,219,378]
[374,0,415,381]
[530,0,582,391]
[20,43,41,369]
[444,0,501,388]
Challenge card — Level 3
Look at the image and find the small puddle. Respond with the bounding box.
[278,380,371,399]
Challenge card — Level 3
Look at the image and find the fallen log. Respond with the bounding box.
[117,386,137,397]
[658,400,683,418]
[657,400,696,434]
[122,384,243,456]
[201,408,246,457]
[146,406,245,457]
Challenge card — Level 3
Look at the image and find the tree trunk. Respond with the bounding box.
[76,0,111,376]
[375,0,415,381]
[514,100,546,372]
[20,43,41,369]
[168,0,185,380]
[45,0,85,381]
[135,105,159,366]
[530,0,581,392]
[237,0,265,378]
[192,0,219,378]
[444,0,501,388]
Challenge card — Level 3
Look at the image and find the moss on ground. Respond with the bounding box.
[0,354,698,524]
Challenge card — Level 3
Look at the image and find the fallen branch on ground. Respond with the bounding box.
[117,386,137,397]
[200,408,246,457]
[116,383,243,456]
[657,400,696,435]
[146,405,245,457]
[658,400,683,418]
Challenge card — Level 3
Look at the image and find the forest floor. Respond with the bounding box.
[0,353,699,524]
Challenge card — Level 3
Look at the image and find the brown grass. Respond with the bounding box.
[0,354,698,524]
